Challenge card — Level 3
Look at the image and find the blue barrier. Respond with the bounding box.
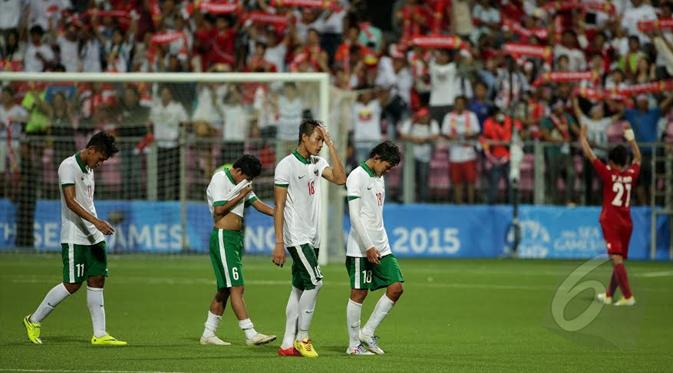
[0,199,669,260]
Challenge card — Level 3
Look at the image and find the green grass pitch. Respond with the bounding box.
[1,254,672,373]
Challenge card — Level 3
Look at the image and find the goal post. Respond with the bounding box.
[0,72,343,264]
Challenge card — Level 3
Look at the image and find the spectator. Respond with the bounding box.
[273,82,304,157]
[619,35,646,78]
[573,97,622,205]
[621,0,657,43]
[0,0,22,42]
[220,86,249,164]
[27,0,71,31]
[47,92,77,179]
[357,20,383,53]
[541,100,579,205]
[352,87,383,162]
[150,86,188,200]
[553,30,587,71]
[55,20,81,72]
[442,95,480,204]
[0,86,27,183]
[116,85,150,199]
[624,94,673,204]
[24,26,55,72]
[78,25,103,72]
[399,107,440,202]
[429,48,459,124]
[0,29,24,70]
[468,80,494,129]
[481,108,521,204]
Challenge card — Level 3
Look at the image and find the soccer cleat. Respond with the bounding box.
[596,293,612,305]
[277,346,301,357]
[293,338,319,358]
[200,335,232,346]
[359,332,384,355]
[346,344,375,356]
[91,335,128,346]
[23,315,42,344]
[613,297,636,306]
[246,333,277,346]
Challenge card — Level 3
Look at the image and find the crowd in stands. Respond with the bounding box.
[1,0,673,206]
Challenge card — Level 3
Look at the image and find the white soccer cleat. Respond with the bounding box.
[200,335,231,346]
[596,293,612,305]
[246,333,277,346]
[359,331,384,355]
[613,297,636,306]
[346,344,375,355]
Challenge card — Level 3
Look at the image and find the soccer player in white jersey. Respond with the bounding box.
[201,155,277,346]
[345,141,403,355]
[272,119,347,357]
[23,132,126,346]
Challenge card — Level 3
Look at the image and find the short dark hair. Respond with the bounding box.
[233,154,262,179]
[87,131,119,158]
[369,141,401,166]
[298,119,322,144]
[608,145,628,167]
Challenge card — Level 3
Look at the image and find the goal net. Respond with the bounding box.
[0,72,345,264]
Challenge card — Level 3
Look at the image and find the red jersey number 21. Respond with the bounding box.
[308,180,315,195]
[611,181,631,207]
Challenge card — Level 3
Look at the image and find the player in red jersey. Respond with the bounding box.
[579,124,641,306]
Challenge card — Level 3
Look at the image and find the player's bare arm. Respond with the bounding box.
[578,125,597,162]
[272,186,288,267]
[213,185,252,217]
[62,185,114,235]
[317,126,347,185]
[252,199,274,216]
[624,125,641,165]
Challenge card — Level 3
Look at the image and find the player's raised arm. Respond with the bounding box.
[624,125,641,165]
[213,185,252,217]
[317,126,347,185]
[252,199,274,216]
[578,125,597,161]
[272,185,288,267]
[62,185,114,235]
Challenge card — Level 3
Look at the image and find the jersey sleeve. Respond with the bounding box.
[58,161,76,188]
[315,156,329,178]
[274,159,290,188]
[210,175,230,207]
[592,158,611,182]
[245,191,258,206]
[346,170,364,200]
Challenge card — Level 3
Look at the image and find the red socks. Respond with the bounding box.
[613,263,633,299]
[607,270,618,298]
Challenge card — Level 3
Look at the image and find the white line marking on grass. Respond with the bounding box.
[638,271,673,278]
[0,369,187,373]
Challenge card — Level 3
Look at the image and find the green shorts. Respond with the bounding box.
[61,241,108,284]
[288,244,323,290]
[209,228,244,289]
[346,254,404,291]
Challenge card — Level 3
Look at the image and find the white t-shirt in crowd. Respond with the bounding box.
[150,100,188,148]
[399,119,440,162]
[352,99,382,142]
[57,35,80,72]
[277,95,304,141]
[429,61,459,106]
[23,42,54,72]
[442,110,480,162]
[222,105,248,142]
[0,0,24,29]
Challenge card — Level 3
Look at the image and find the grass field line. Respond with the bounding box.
[0,369,187,373]
[638,270,673,278]
[8,276,671,293]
